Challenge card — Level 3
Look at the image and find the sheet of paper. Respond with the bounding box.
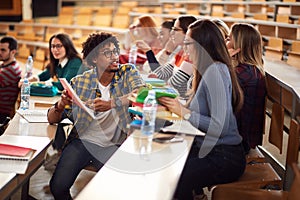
[161,120,205,136]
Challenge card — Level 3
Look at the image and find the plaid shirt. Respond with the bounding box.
[235,63,266,149]
[68,63,145,137]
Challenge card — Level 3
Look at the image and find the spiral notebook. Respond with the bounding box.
[0,143,35,174]
[16,109,48,123]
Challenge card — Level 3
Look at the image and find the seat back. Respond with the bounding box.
[268,102,284,153]
[288,163,300,200]
[284,120,300,190]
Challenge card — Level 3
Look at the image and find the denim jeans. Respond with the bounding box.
[50,138,118,200]
[174,141,246,200]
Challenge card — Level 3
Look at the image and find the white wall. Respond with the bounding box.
[22,0,32,20]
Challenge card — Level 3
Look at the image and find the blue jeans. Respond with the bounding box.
[174,141,246,200]
[50,138,118,200]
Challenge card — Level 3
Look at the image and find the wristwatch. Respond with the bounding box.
[115,98,122,107]
[183,112,191,120]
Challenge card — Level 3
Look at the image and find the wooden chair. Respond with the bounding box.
[269,102,285,154]
[211,163,300,200]
[287,41,300,69]
[58,14,74,25]
[211,123,300,200]
[112,14,130,29]
[264,37,284,60]
[253,13,268,21]
[16,44,31,64]
[59,6,75,15]
[283,119,299,190]
[246,146,266,164]
[276,14,290,24]
[93,15,112,27]
[0,23,10,35]
[34,48,48,70]
[211,5,224,17]
[75,14,93,26]
[231,12,245,19]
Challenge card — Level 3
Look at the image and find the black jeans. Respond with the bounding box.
[174,141,246,200]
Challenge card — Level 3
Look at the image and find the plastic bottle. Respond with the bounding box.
[128,44,137,66]
[141,90,157,140]
[20,78,30,110]
[25,56,33,78]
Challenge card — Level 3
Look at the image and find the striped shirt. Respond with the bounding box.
[0,60,22,115]
[149,49,192,98]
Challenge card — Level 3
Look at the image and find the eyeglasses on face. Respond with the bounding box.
[183,41,195,47]
[100,48,120,58]
[171,27,183,32]
[51,44,63,49]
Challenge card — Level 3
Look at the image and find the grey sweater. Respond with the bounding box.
[188,62,242,156]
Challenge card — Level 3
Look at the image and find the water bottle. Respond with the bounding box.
[128,44,137,66]
[141,90,157,140]
[20,78,30,110]
[25,56,33,78]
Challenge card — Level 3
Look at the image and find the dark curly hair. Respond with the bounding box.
[82,32,119,67]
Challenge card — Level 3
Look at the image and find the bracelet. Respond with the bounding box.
[54,102,64,113]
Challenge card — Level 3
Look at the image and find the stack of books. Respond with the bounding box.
[0,143,35,174]
[128,87,180,120]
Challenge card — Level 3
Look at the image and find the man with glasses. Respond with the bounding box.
[0,36,21,127]
[47,32,145,200]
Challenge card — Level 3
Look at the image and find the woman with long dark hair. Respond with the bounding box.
[158,19,246,200]
[22,33,83,91]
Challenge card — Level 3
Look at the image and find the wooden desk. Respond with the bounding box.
[76,132,196,200]
[0,135,51,200]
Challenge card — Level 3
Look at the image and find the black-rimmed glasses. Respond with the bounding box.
[183,41,195,47]
[51,44,63,49]
[100,48,120,58]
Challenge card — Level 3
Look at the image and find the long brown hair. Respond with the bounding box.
[188,19,243,113]
[230,23,264,75]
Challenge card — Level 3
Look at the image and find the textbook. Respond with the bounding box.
[0,143,35,174]
[59,78,96,119]
[16,109,48,123]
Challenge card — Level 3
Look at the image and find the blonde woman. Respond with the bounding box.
[226,23,266,154]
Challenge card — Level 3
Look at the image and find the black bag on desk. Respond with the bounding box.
[30,83,59,97]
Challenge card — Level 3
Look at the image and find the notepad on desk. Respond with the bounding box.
[17,109,48,123]
[161,120,205,136]
[0,143,35,174]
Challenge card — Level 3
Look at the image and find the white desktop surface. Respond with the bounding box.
[76,132,195,200]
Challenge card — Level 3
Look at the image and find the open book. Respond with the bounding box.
[0,143,35,174]
[59,78,96,119]
[16,109,48,123]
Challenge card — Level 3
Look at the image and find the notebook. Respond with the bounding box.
[16,109,48,123]
[0,143,35,174]
[160,120,205,136]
